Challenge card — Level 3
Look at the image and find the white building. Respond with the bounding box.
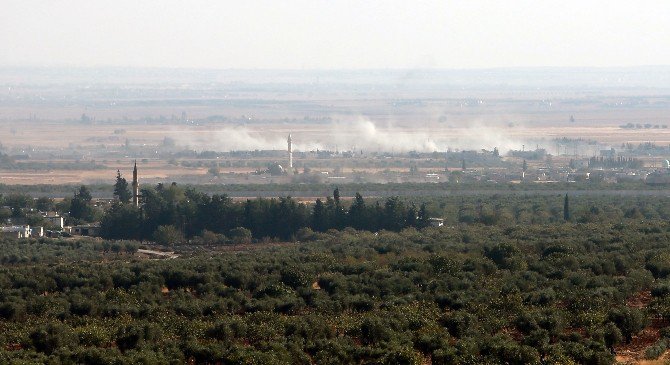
[0,225,32,239]
[42,213,64,229]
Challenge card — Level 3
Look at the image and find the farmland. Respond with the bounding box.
[2,68,670,187]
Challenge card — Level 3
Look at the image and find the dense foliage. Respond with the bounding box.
[99,185,433,242]
[1,219,670,363]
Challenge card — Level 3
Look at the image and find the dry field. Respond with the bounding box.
[5,120,670,151]
[1,78,670,185]
[0,160,209,185]
[3,121,670,185]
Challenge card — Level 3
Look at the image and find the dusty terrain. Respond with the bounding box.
[615,291,670,364]
[1,68,670,185]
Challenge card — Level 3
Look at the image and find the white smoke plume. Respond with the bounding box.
[171,118,531,153]
[174,127,288,151]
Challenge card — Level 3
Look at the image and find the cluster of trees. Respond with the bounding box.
[68,185,97,224]
[0,193,66,228]
[587,156,643,169]
[101,182,432,243]
[0,185,102,227]
[0,219,670,363]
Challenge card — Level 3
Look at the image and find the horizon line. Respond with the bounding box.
[2,65,670,73]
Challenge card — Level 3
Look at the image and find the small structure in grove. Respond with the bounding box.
[0,225,39,238]
[66,224,100,237]
[428,218,444,227]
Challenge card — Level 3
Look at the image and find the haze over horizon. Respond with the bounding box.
[3,1,670,70]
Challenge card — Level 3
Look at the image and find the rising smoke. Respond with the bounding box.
[171,119,531,153]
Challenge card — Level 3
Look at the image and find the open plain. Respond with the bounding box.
[1,68,670,187]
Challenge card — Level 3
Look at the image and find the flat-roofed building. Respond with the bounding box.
[0,225,32,239]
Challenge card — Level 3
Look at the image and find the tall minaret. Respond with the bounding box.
[132,160,139,207]
[287,133,293,169]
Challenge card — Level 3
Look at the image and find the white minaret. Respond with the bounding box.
[287,133,293,169]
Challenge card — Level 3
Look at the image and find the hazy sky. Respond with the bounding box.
[2,0,669,69]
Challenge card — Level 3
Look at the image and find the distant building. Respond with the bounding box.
[505,172,525,181]
[428,218,444,227]
[31,226,44,238]
[66,224,100,237]
[45,230,63,238]
[42,212,64,229]
[567,172,590,182]
[0,225,32,239]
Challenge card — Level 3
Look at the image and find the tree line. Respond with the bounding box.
[3,170,670,246]
[95,172,670,244]
[101,179,432,243]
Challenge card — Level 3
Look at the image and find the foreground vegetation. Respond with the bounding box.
[2,215,670,363]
